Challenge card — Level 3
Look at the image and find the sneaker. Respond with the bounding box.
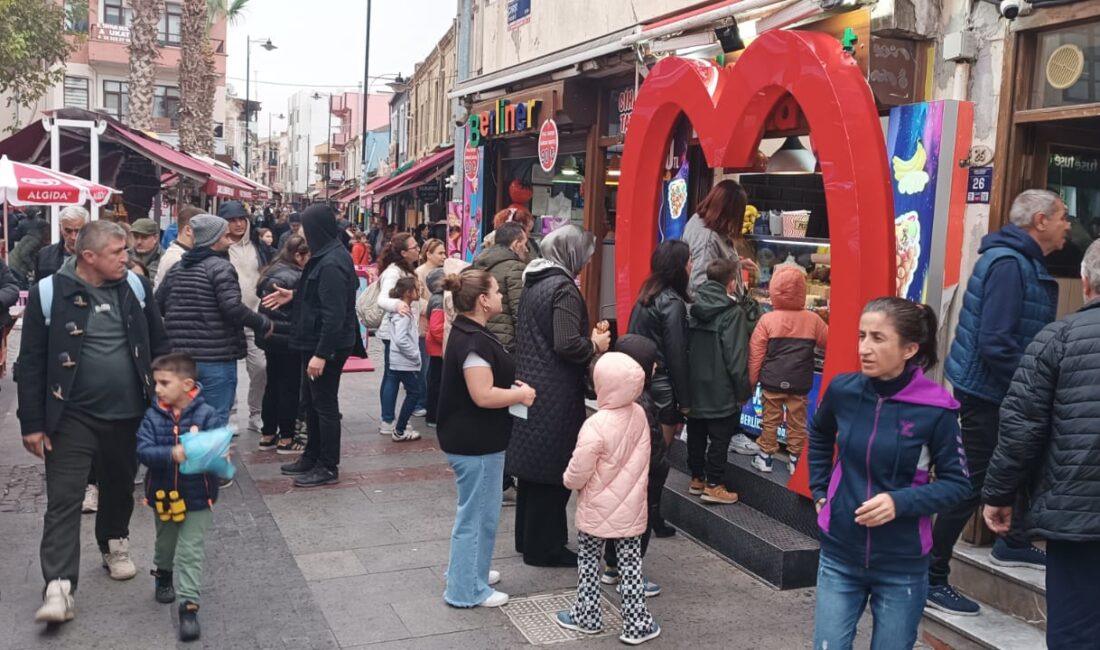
[248,416,263,434]
[219,478,234,489]
[276,436,307,455]
[102,538,137,580]
[426,421,437,428]
[788,454,799,474]
[281,457,316,476]
[616,578,661,598]
[555,610,601,634]
[488,570,501,586]
[688,478,705,495]
[412,408,428,417]
[294,466,339,488]
[701,484,739,505]
[152,569,176,604]
[621,622,661,645]
[379,420,396,435]
[601,566,620,585]
[34,579,74,624]
[478,590,509,608]
[178,602,201,642]
[991,538,1046,570]
[926,584,981,616]
[730,433,760,455]
[258,435,277,450]
[82,484,98,514]
[392,428,422,442]
[752,453,774,473]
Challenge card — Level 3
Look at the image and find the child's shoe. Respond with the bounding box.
[601,565,620,585]
[152,569,176,603]
[752,453,774,473]
[178,602,200,642]
[688,477,705,495]
[701,484,739,505]
[620,622,661,645]
[788,454,799,474]
[555,611,601,635]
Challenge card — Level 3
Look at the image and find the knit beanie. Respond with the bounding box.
[191,214,228,249]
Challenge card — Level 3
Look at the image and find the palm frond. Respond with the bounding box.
[206,0,250,26]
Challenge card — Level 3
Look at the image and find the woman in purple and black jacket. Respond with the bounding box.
[808,297,969,650]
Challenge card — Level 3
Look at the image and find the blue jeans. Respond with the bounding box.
[415,337,428,411]
[813,551,927,650]
[197,361,238,427]
[392,369,422,434]
[380,339,400,423]
[444,451,505,607]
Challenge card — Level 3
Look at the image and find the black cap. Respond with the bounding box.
[217,200,249,220]
[288,212,302,224]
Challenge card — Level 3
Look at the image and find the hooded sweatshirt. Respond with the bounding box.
[688,279,755,417]
[749,265,828,394]
[808,369,970,573]
[563,352,651,539]
[290,205,362,358]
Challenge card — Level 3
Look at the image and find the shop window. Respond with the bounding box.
[505,154,587,239]
[1045,139,1100,276]
[154,85,180,127]
[64,76,89,109]
[159,3,182,46]
[1029,22,1100,109]
[103,80,130,122]
[64,0,89,33]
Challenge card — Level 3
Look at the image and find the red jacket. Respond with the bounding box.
[427,309,445,357]
[351,242,370,266]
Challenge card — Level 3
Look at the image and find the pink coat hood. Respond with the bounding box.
[563,352,651,538]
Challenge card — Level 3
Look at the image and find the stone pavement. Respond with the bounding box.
[0,333,892,649]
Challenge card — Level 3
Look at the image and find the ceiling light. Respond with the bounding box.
[766,137,816,174]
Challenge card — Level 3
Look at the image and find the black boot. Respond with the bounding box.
[651,512,677,538]
[178,602,200,642]
[152,569,176,603]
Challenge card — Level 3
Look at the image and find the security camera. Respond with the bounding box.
[999,0,1031,20]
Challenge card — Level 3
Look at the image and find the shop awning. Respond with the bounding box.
[190,153,272,201]
[373,148,453,203]
[330,185,359,207]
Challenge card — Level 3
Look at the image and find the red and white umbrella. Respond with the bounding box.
[0,155,116,207]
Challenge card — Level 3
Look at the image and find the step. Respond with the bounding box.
[667,437,819,538]
[951,544,1047,629]
[922,596,1047,650]
[660,468,819,590]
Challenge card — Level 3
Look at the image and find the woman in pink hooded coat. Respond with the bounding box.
[557,352,661,645]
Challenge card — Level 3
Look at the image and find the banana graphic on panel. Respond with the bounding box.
[892,141,930,196]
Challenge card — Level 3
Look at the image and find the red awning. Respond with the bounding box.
[373,148,453,203]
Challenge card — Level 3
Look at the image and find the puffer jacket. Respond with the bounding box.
[627,287,692,413]
[749,265,828,394]
[563,352,650,539]
[156,251,271,362]
[136,391,222,512]
[688,279,756,417]
[985,299,1100,541]
[257,261,302,351]
[472,245,525,350]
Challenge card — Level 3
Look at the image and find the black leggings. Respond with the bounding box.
[262,349,302,440]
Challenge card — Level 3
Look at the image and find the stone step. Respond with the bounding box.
[667,437,819,538]
[922,595,1047,650]
[951,544,1047,629]
[660,468,819,590]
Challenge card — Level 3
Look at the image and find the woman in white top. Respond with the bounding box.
[376,232,421,434]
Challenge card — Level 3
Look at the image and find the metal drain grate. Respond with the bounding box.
[501,589,624,645]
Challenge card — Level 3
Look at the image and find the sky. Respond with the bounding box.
[224,0,458,137]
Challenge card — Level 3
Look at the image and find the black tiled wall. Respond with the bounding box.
[740,174,830,239]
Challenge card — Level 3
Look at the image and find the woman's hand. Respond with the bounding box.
[591,327,610,354]
[854,493,896,527]
[261,285,293,309]
[396,302,411,317]
[514,380,536,407]
[739,256,759,276]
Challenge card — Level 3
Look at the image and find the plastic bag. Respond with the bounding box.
[178,427,236,479]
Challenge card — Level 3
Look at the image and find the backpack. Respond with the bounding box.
[355,278,385,330]
[39,270,146,326]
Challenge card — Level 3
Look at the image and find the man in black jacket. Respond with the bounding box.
[156,214,272,428]
[16,220,169,624]
[35,206,87,281]
[984,239,1100,649]
[269,204,364,487]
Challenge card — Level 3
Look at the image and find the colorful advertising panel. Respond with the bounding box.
[462,145,485,262]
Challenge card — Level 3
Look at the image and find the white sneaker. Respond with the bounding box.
[488,570,501,586]
[412,408,428,417]
[379,421,395,435]
[81,485,98,514]
[392,428,421,442]
[730,433,760,456]
[478,590,509,607]
[248,415,263,434]
[788,454,799,475]
[101,538,137,580]
[752,453,774,473]
[35,579,74,623]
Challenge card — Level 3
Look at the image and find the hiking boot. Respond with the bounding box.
[392,428,422,442]
[294,466,339,488]
[178,602,201,642]
[752,453,774,473]
[152,569,176,603]
[991,538,1047,570]
[701,484,739,505]
[34,579,74,624]
[82,484,98,514]
[730,433,760,455]
[688,478,705,495]
[280,456,315,476]
[102,538,137,580]
[926,584,980,616]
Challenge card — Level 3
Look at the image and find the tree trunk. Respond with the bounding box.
[127,0,163,131]
[177,0,207,151]
[195,43,217,155]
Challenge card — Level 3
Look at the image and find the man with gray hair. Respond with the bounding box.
[35,206,87,281]
[983,238,1100,648]
[16,220,169,624]
[926,189,1070,615]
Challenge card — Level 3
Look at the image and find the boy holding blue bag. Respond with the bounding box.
[136,353,224,642]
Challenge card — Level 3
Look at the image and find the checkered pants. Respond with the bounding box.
[571,531,655,639]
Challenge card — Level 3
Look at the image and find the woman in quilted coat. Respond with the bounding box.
[557,352,661,645]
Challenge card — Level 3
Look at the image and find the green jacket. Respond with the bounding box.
[687,280,757,418]
[472,245,526,351]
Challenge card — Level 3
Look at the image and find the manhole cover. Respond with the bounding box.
[501,589,624,645]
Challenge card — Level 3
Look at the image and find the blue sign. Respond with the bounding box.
[967,167,992,204]
[740,373,823,444]
[507,0,531,29]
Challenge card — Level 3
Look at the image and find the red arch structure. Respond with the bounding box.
[615,30,897,496]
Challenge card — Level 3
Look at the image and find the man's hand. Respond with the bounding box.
[855,493,897,528]
[307,355,326,380]
[171,444,187,463]
[22,432,52,460]
[261,285,293,310]
[983,505,1013,534]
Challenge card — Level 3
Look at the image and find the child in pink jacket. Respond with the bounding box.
[558,352,661,646]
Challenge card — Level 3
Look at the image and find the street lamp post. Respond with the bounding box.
[245,36,276,177]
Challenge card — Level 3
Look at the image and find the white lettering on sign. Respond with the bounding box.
[25,191,74,201]
[95,24,131,43]
[216,185,234,196]
[1051,153,1099,173]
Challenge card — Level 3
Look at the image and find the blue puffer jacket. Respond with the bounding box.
[808,370,970,573]
[136,391,222,512]
[945,224,1058,403]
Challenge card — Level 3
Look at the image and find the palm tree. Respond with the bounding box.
[199,0,249,155]
[177,0,207,152]
[127,0,164,131]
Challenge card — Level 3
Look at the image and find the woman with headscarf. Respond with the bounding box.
[508,225,611,567]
